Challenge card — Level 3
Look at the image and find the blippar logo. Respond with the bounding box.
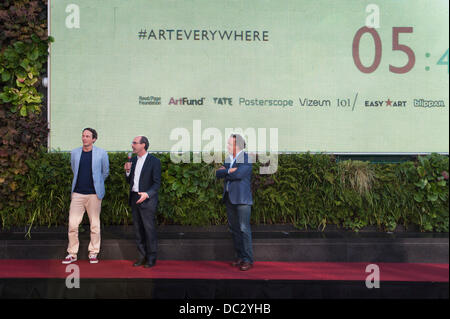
[414,99,446,108]
[169,97,206,105]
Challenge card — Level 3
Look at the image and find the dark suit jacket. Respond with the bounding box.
[126,153,161,206]
[216,152,253,205]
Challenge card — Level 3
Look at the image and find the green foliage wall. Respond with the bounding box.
[0,0,50,218]
[2,152,448,232]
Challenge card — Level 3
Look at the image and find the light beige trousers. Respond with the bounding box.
[67,193,102,257]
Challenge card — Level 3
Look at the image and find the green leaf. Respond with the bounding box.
[413,193,423,203]
[20,59,30,70]
[28,48,39,61]
[0,92,12,103]
[427,194,438,202]
[415,179,427,189]
[27,104,39,114]
[19,106,27,116]
[13,41,25,53]
[3,48,18,61]
[31,34,40,43]
[417,166,425,177]
[1,71,11,82]
[29,78,38,86]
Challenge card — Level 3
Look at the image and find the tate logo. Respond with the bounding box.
[213,97,233,106]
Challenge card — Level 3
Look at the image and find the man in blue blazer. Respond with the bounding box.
[63,128,109,265]
[216,134,254,271]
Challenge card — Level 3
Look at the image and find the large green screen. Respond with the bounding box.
[49,0,449,153]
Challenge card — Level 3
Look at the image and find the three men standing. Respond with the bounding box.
[63,128,109,264]
[62,131,252,271]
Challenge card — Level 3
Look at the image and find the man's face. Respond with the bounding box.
[132,136,145,154]
[227,137,236,155]
[82,130,96,147]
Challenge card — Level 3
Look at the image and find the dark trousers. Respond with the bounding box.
[225,193,254,264]
[131,192,158,262]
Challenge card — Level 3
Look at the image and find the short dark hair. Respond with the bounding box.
[140,136,149,151]
[83,128,97,140]
[231,134,246,150]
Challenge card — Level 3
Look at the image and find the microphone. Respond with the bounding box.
[125,152,133,173]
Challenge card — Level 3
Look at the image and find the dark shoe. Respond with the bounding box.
[133,258,147,267]
[144,261,156,268]
[231,259,243,267]
[239,262,253,271]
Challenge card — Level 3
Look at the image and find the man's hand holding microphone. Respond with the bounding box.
[124,152,132,173]
[124,152,149,204]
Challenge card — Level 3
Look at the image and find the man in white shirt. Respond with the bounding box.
[124,136,161,268]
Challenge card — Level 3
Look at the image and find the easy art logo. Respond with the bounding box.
[365,99,407,107]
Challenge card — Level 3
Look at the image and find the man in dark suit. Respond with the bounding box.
[216,134,254,271]
[124,136,161,268]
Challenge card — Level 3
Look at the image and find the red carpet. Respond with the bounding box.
[0,260,447,282]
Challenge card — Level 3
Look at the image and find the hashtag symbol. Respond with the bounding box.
[138,29,147,40]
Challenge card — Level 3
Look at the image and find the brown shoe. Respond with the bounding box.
[239,262,253,271]
[231,259,243,267]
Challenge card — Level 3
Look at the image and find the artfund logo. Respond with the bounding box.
[169,97,206,105]
[169,120,278,174]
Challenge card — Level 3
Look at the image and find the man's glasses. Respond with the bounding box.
[132,141,142,145]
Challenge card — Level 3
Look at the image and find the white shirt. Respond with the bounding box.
[128,152,148,192]
[226,150,243,191]
[228,150,243,173]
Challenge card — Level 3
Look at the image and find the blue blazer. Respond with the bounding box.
[216,152,253,205]
[71,145,110,199]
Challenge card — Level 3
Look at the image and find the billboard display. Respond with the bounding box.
[49,0,449,153]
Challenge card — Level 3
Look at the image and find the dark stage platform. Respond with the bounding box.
[0,226,448,299]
